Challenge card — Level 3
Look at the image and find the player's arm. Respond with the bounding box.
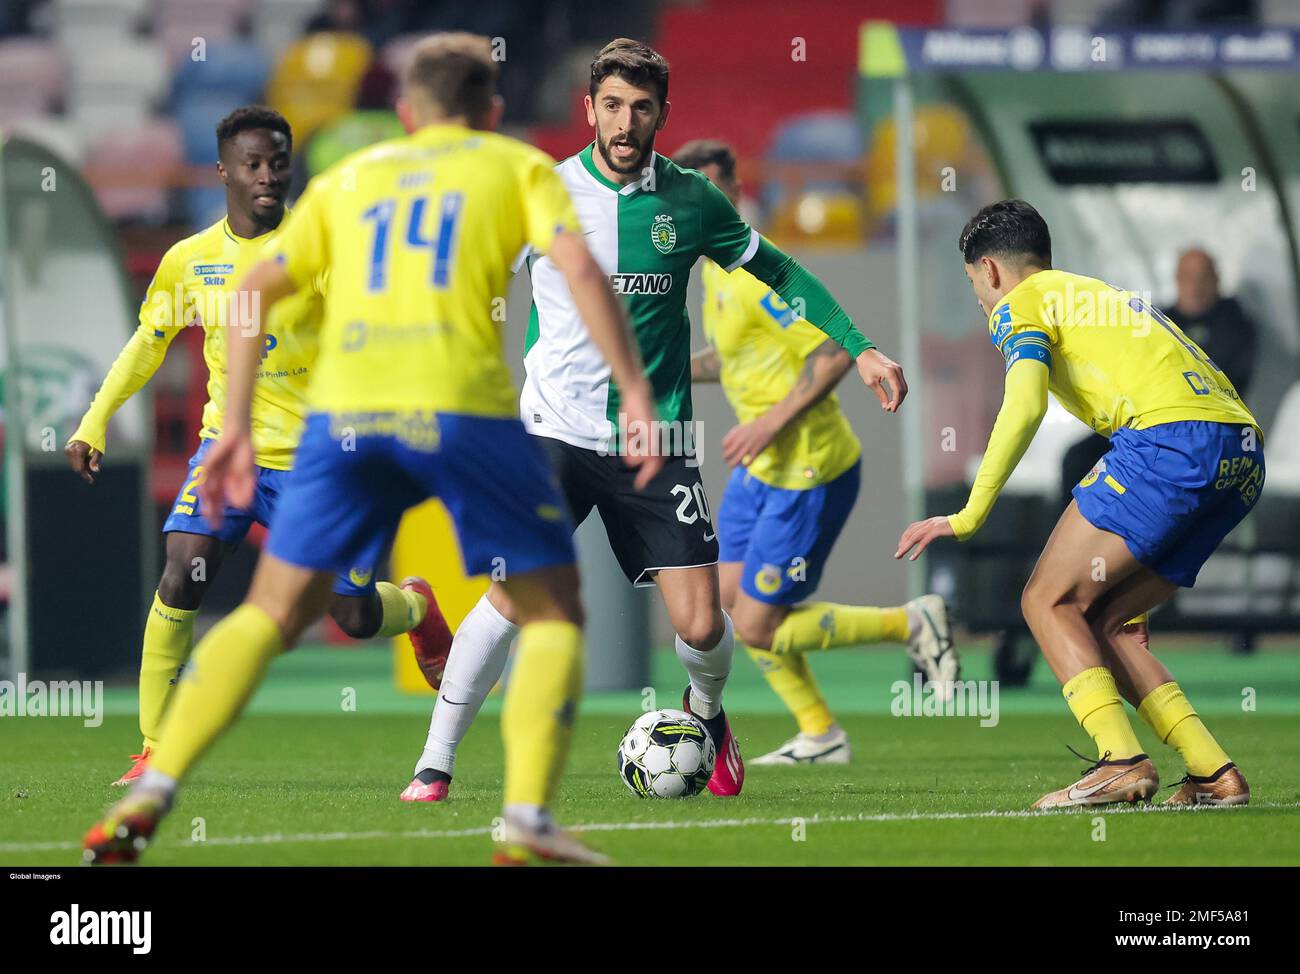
[722,338,851,467]
[895,358,1049,560]
[548,229,662,488]
[65,249,186,483]
[690,347,722,382]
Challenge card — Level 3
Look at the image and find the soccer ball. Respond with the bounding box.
[617,708,716,798]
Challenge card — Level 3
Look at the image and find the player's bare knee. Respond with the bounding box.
[733,617,773,650]
[1021,576,1087,625]
[678,613,726,651]
[1019,580,1046,626]
[527,588,584,628]
[485,582,519,624]
[502,565,584,628]
[157,559,206,610]
[549,585,585,628]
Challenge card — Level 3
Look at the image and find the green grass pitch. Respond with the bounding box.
[3,640,1298,866]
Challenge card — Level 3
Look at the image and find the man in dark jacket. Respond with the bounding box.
[1163,248,1257,397]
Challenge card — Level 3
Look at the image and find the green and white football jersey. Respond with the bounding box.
[520,144,759,452]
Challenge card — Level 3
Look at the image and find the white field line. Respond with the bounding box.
[3,801,1296,855]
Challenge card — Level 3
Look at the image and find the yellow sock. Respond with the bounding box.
[1062,667,1143,760]
[1137,682,1230,777]
[770,603,909,655]
[501,620,583,809]
[373,581,426,637]
[149,604,283,781]
[139,592,197,751]
[745,645,834,736]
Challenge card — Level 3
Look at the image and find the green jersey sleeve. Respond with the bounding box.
[699,176,759,271]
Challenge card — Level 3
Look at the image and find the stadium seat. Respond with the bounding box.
[53,0,146,58]
[253,0,325,61]
[266,31,372,145]
[865,105,972,221]
[87,117,183,224]
[768,190,864,246]
[9,115,86,164]
[170,40,271,165]
[65,38,169,101]
[175,91,245,164]
[762,111,864,212]
[0,38,65,113]
[65,37,168,140]
[54,0,151,31]
[0,87,50,128]
[1264,380,1300,495]
[156,0,246,65]
[68,90,153,142]
[769,110,865,164]
[171,38,269,101]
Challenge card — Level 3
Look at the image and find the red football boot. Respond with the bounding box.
[399,772,451,803]
[111,749,151,787]
[682,686,745,796]
[401,577,453,691]
[83,788,171,865]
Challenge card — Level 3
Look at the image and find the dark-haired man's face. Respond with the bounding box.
[218,128,291,232]
[586,76,668,179]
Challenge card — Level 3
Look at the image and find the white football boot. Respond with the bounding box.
[750,727,851,766]
[492,816,611,866]
[905,594,959,696]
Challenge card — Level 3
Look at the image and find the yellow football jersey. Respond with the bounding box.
[991,269,1258,436]
[266,123,580,417]
[72,217,325,469]
[701,259,860,489]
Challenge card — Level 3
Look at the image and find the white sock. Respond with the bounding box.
[135,769,177,799]
[504,803,553,832]
[675,611,734,720]
[414,594,518,777]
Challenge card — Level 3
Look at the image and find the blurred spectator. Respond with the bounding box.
[297,60,401,187]
[0,0,45,37]
[1163,248,1258,398]
[306,0,365,34]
